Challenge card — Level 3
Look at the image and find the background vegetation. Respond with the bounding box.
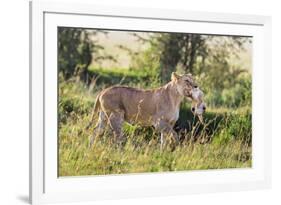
[58,27,252,176]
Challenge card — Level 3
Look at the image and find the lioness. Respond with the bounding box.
[88,72,206,148]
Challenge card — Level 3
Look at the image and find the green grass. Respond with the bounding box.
[58,76,252,176]
[59,112,251,176]
[59,128,251,176]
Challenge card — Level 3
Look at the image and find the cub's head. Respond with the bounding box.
[171,72,206,122]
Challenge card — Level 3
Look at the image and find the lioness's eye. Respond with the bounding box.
[194,85,198,88]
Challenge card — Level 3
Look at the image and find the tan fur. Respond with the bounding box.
[88,72,205,148]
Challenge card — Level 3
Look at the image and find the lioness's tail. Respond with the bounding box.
[86,93,101,130]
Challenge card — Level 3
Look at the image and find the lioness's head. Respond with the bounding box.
[171,72,206,121]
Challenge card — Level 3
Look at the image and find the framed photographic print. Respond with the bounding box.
[30,0,271,204]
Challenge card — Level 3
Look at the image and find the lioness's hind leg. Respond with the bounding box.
[89,111,106,147]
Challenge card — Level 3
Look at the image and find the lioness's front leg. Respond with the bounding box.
[108,111,124,144]
[155,120,179,149]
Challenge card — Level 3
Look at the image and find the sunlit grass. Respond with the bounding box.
[59,114,251,176]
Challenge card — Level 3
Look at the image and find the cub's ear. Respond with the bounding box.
[171,72,180,81]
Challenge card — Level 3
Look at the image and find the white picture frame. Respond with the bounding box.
[30,0,272,204]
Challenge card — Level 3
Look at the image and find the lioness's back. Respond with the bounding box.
[99,85,157,121]
[100,85,154,104]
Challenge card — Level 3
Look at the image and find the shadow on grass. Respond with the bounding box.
[89,68,152,87]
[174,104,225,140]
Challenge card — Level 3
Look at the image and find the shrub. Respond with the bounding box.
[213,109,251,145]
[203,75,251,108]
[59,96,93,123]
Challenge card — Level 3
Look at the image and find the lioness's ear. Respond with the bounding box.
[171,72,180,81]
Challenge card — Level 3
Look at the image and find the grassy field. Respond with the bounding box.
[58,68,252,176]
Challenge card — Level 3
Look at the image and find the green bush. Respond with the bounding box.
[213,109,251,145]
[59,96,93,123]
[203,75,251,108]
[221,76,251,107]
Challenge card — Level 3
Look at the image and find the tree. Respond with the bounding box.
[58,27,96,80]
[129,32,208,82]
